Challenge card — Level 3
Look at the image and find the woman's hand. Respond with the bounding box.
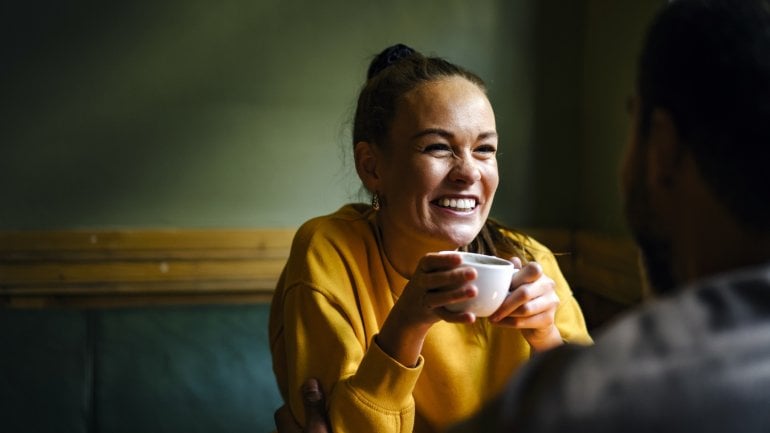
[274,378,331,433]
[377,252,479,366]
[488,260,563,352]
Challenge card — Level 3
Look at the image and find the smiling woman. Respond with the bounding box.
[357,75,500,273]
[268,44,592,433]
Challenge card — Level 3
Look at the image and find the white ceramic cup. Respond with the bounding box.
[439,251,516,317]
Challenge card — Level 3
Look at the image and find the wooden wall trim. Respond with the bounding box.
[0,228,643,309]
[0,229,295,308]
[526,228,643,305]
[0,229,296,258]
[572,231,643,305]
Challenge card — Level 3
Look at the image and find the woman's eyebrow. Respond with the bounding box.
[478,131,498,140]
[410,129,498,140]
[411,128,453,140]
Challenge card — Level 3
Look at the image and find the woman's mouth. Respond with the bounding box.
[434,197,477,211]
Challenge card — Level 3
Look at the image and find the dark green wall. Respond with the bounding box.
[579,0,664,233]
[0,0,663,232]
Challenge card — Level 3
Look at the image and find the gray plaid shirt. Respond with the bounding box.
[452,263,770,433]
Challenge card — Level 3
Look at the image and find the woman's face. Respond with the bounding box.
[375,76,499,251]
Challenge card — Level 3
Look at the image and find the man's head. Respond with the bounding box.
[623,0,770,294]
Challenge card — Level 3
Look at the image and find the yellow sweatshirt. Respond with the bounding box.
[269,204,591,433]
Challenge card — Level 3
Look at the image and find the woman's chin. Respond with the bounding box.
[441,229,482,249]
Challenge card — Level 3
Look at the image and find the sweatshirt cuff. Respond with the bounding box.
[346,334,424,411]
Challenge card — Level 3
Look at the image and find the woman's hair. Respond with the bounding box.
[355,44,530,260]
[353,44,486,148]
[462,219,533,262]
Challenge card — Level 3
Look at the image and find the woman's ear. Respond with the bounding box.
[354,141,381,191]
[647,108,685,188]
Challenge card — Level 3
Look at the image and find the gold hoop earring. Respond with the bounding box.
[371,193,380,211]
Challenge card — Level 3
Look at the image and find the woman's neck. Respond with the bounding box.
[375,214,454,279]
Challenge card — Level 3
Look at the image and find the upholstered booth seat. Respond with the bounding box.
[0,304,282,433]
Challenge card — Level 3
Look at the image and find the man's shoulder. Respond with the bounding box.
[459,268,770,432]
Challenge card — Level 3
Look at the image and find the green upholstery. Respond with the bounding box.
[0,304,283,433]
[0,310,90,433]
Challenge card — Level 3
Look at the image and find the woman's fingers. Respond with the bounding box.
[507,290,559,317]
[491,294,559,328]
[511,261,543,286]
[417,251,463,272]
[412,253,474,287]
[434,308,477,324]
[413,266,475,294]
[302,378,331,433]
[392,252,480,326]
[492,308,556,329]
[410,252,479,311]
[489,262,558,323]
[421,283,477,309]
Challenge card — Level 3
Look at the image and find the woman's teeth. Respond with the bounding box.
[438,198,476,211]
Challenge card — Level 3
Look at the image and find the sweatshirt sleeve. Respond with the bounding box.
[280,285,423,433]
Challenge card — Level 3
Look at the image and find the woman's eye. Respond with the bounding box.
[475,144,497,155]
[423,143,452,154]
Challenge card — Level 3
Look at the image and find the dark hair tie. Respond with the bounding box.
[367,43,417,79]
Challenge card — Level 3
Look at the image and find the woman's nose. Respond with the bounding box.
[450,153,482,183]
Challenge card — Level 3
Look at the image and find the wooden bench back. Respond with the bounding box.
[1,228,642,309]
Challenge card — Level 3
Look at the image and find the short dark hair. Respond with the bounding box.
[638,0,770,230]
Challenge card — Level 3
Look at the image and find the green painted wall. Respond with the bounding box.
[579,0,664,233]
[0,0,662,232]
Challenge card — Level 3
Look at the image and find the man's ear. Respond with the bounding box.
[354,141,381,191]
[647,109,685,188]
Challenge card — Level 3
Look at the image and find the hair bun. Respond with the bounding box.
[367,43,417,79]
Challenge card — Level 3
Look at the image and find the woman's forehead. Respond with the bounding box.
[395,77,495,130]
